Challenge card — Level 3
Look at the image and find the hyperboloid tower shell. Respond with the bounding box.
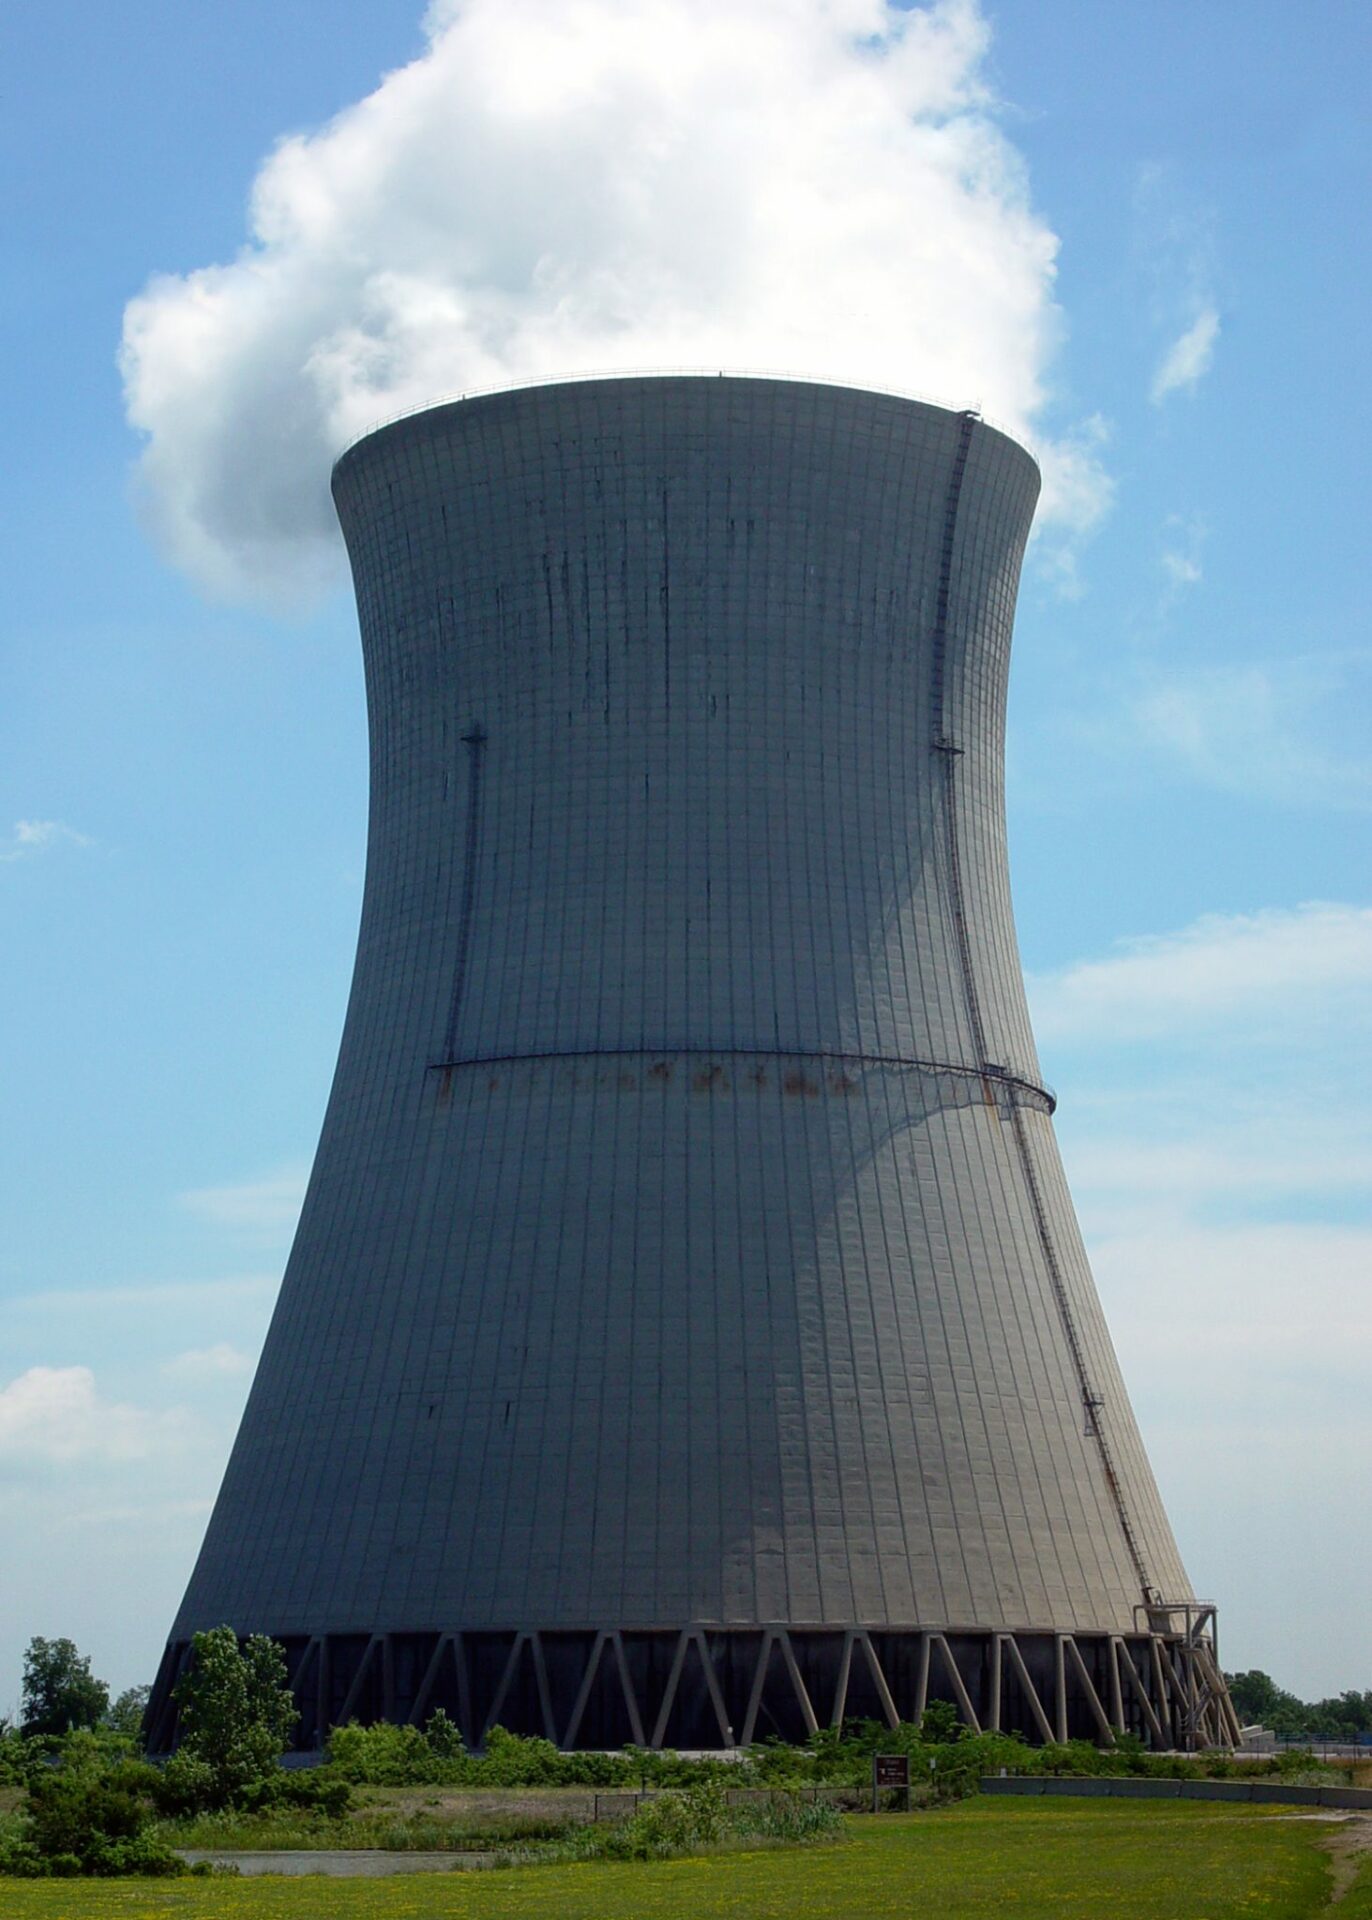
[149,376,1235,1752]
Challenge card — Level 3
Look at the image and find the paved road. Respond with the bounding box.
[178,1849,499,1877]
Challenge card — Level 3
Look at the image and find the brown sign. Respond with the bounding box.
[873,1754,910,1789]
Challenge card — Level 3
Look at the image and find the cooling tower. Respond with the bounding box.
[148,376,1235,1752]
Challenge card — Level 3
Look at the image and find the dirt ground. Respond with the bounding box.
[353,1785,641,1822]
[1321,1814,1372,1903]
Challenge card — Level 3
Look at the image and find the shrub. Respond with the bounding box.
[1034,1739,1113,1778]
[323,1718,649,1788]
[327,1719,448,1785]
[0,1727,40,1789]
[735,1792,845,1842]
[918,1701,965,1746]
[0,1809,45,1878]
[171,1628,298,1808]
[150,1750,218,1817]
[479,1726,568,1786]
[925,1732,1033,1801]
[425,1708,465,1763]
[9,1749,185,1878]
[516,1781,843,1868]
[601,1777,731,1860]
[235,1769,353,1817]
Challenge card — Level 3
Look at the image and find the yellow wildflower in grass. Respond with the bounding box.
[0,1801,1350,1919]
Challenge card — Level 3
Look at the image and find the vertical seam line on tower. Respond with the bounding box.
[442,723,488,1060]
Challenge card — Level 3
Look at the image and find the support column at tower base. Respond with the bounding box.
[147,1614,1239,1756]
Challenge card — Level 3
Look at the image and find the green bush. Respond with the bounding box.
[597,1778,731,1860]
[324,1717,646,1787]
[478,1726,571,1786]
[733,1791,845,1842]
[0,1809,45,1878]
[502,1781,843,1868]
[150,1749,219,1817]
[327,1719,455,1785]
[918,1701,965,1746]
[0,1728,40,1789]
[172,1627,298,1809]
[425,1708,465,1762]
[6,1749,186,1879]
[235,1769,353,1817]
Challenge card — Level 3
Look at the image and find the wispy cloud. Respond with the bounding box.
[0,819,91,864]
[1151,304,1219,403]
[1064,1110,1372,1211]
[180,1168,307,1238]
[1134,163,1220,407]
[7,1274,279,1317]
[1029,901,1372,1045]
[0,1366,182,1465]
[1132,653,1372,809]
[1158,512,1205,595]
[1038,900,1372,1689]
[161,1342,256,1382]
[51,1496,215,1532]
[1030,412,1115,600]
[0,1358,241,1700]
[1102,1223,1372,1384]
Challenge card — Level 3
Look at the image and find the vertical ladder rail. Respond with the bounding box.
[928,411,1153,1606]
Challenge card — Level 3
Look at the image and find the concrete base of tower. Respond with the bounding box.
[146,1614,1238,1756]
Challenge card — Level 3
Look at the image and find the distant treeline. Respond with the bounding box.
[1226,1671,1372,1741]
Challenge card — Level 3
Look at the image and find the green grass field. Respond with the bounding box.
[3,1801,1371,1919]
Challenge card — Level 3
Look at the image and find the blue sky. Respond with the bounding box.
[1,0,1368,1713]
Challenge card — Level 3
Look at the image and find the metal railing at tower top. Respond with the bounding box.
[332,366,1031,465]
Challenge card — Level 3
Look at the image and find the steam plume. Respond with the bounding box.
[121,0,1103,603]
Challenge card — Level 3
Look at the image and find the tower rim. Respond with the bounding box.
[330,369,1041,492]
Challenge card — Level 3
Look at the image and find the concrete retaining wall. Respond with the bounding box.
[981,1777,1372,1810]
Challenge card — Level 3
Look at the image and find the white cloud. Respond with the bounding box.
[1036,898,1372,1690]
[1029,412,1114,598]
[1029,901,1372,1045]
[1087,1215,1372,1693]
[9,1274,279,1314]
[1158,511,1205,594]
[180,1168,307,1238]
[0,1361,239,1702]
[1098,1223,1372,1386]
[1160,549,1201,588]
[0,1366,179,1465]
[1133,654,1372,809]
[121,0,1108,604]
[0,820,91,864]
[160,1343,256,1382]
[1133,165,1220,408]
[1150,303,1219,403]
[1067,1120,1372,1211]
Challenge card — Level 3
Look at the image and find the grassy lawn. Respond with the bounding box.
[1,1800,1364,1919]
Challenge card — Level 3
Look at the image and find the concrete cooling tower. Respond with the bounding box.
[147,376,1236,1753]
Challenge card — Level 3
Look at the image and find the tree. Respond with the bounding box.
[917,1700,965,1745]
[1225,1670,1293,1726]
[21,1639,109,1738]
[103,1687,151,1742]
[1225,1670,1372,1742]
[171,1627,298,1805]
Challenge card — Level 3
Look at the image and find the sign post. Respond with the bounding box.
[872,1752,911,1812]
